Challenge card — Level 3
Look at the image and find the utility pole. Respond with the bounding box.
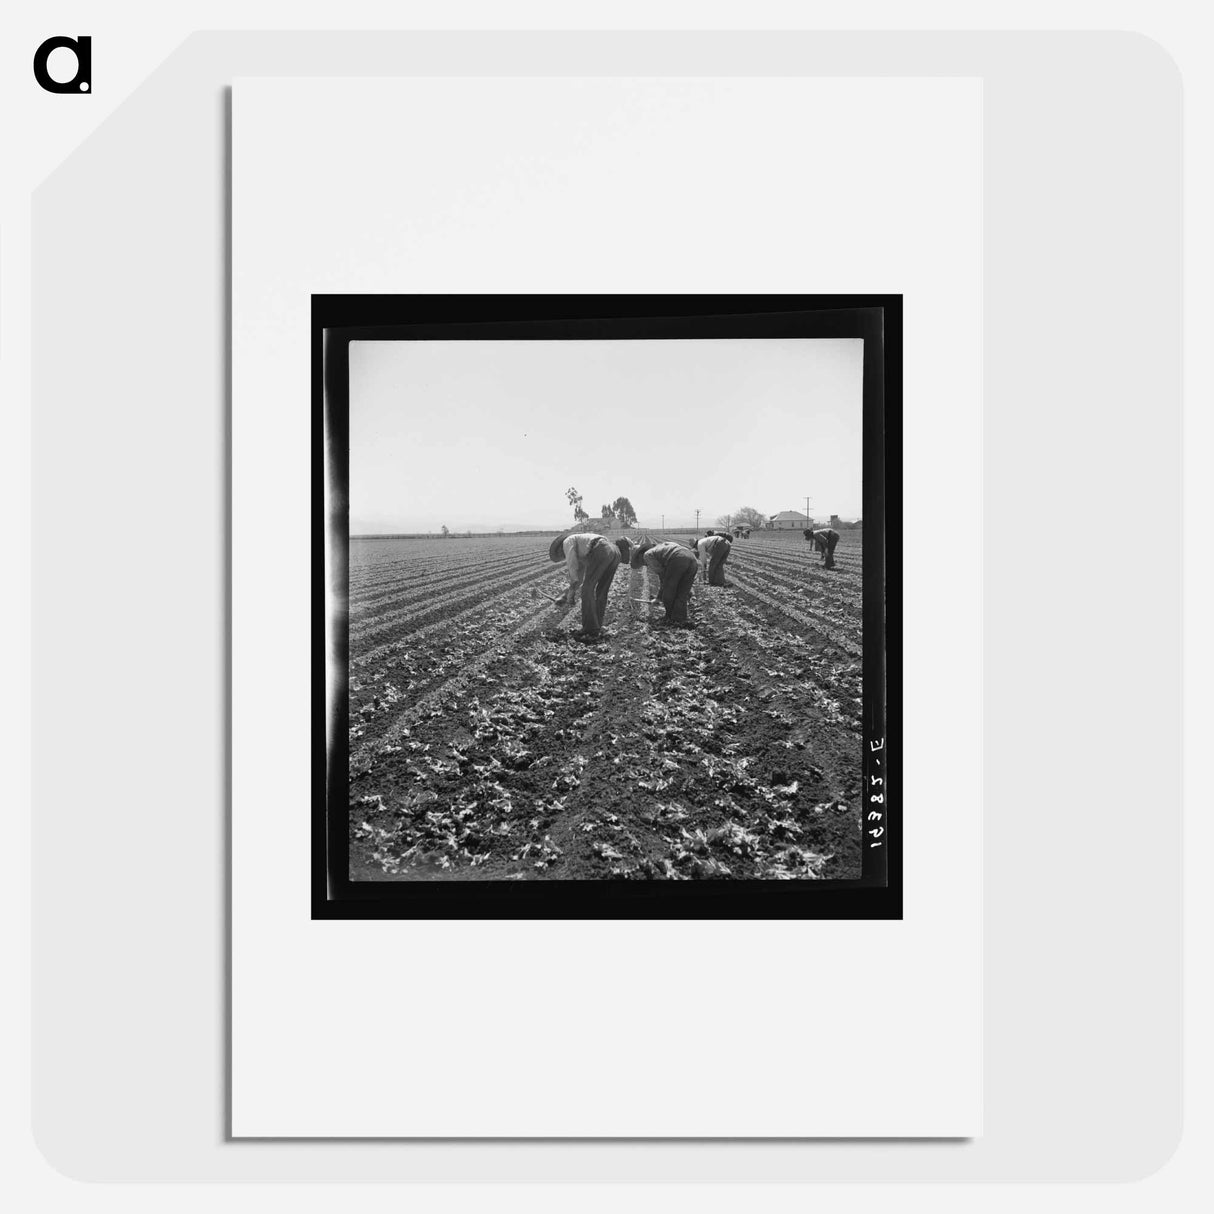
[661,514,665,531]
[694,509,701,532]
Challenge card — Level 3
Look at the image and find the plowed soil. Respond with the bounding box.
[347,530,865,881]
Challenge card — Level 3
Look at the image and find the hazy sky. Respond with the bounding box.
[348,338,863,533]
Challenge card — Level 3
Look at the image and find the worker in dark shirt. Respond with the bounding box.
[632,539,699,628]
[807,527,840,569]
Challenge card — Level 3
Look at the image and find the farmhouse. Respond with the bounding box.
[767,510,811,530]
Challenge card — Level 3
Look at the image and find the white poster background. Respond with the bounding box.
[233,76,982,1137]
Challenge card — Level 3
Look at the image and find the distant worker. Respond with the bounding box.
[633,539,699,628]
[696,530,733,586]
[547,531,630,641]
[807,527,840,570]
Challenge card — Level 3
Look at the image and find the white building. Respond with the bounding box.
[767,510,811,530]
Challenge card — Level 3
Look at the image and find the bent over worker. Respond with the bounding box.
[633,540,698,628]
[696,531,732,586]
[807,527,840,570]
[548,531,629,640]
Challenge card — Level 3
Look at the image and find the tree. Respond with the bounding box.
[565,486,589,522]
[440,524,449,537]
[733,506,767,530]
[716,513,733,529]
[611,496,638,528]
[600,503,615,521]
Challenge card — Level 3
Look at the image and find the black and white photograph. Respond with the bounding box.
[317,298,898,917]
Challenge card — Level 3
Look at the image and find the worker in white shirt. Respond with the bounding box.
[806,527,840,569]
[632,539,699,628]
[696,531,733,586]
[546,531,630,640]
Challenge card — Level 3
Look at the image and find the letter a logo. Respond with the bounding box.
[33,36,92,94]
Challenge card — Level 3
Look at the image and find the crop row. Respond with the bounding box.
[726,574,863,657]
[351,597,556,775]
[352,572,858,880]
[729,557,864,616]
[350,544,540,601]
[348,543,511,591]
[694,584,862,732]
[727,558,862,622]
[732,543,863,582]
[349,561,553,646]
[350,565,566,673]
[349,550,537,616]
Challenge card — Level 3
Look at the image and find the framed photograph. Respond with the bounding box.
[316,296,899,919]
[234,75,977,1139]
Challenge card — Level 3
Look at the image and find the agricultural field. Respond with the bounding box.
[346,529,865,881]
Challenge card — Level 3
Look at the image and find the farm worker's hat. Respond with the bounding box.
[548,531,572,563]
[615,537,632,563]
